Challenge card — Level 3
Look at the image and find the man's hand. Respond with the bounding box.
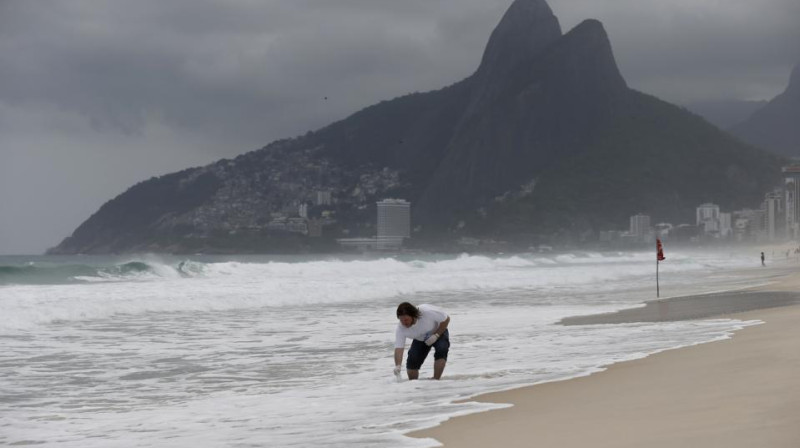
[393,365,402,376]
[425,334,439,346]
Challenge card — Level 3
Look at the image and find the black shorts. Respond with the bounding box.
[406,329,449,370]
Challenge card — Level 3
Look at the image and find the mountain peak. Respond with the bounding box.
[541,19,627,93]
[476,0,562,80]
[462,0,562,116]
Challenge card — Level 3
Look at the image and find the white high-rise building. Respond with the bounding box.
[696,203,721,234]
[764,191,783,241]
[629,214,651,238]
[783,166,800,239]
[719,212,732,238]
[377,199,410,249]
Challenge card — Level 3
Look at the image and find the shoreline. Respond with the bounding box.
[408,269,800,447]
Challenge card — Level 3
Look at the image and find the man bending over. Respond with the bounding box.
[393,302,450,380]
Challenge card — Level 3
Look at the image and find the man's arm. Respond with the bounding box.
[434,316,450,337]
[394,348,404,368]
[425,316,451,346]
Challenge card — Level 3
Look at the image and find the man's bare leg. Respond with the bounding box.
[407,369,419,380]
[433,359,446,380]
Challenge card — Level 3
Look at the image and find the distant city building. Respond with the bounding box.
[719,213,732,238]
[629,214,651,240]
[654,222,673,238]
[783,165,800,239]
[734,217,750,241]
[696,203,720,234]
[287,217,308,234]
[696,203,736,239]
[316,190,332,206]
[672,223,702,242]
[298,203,308,219]
[266,217,308,235]
[733,208,764,242]
[763,190,784,241]
[377,199,411,249]
[336,237,377,251]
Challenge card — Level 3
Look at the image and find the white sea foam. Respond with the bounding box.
[0,250,757,331]
[0,249,772,447]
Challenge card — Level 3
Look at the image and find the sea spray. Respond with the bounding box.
[0,249,770,447]
[0,250,756,331]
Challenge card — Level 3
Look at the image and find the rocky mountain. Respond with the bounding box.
[49,0,784,254]
[730,63,800,157]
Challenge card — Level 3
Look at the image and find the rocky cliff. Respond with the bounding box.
[49,0,783,254]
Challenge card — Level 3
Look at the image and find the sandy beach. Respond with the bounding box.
[410,265,800,447]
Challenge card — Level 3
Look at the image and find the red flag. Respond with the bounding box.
[656,239,665,261]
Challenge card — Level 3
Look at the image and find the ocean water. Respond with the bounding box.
[0,249,769,447]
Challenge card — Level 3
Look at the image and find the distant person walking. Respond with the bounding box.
[761,252,765,266]
[393,302,450,380]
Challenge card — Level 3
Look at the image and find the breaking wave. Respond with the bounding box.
[0,250,758,331]
[0,260,170,285]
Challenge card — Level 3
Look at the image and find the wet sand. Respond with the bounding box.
[560,290,800,325]
[409,269,800,447]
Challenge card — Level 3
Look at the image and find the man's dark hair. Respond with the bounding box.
[396,302,420,319]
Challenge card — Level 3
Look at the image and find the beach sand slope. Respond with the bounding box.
[411,283,800,447]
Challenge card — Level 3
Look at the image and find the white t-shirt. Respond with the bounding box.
[395,304,449,348]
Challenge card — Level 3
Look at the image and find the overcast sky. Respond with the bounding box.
[2,0,799,254]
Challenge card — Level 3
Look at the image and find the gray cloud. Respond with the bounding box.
[550,0,800,101]
[1,0,798,253]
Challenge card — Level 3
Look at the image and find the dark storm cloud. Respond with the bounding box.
[549,0,800,101]
[2,1,798,139]
[1,0,798,253]
[0,0,501,146]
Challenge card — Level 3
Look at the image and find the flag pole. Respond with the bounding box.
[655,238,664,298]
[656,255,660,298]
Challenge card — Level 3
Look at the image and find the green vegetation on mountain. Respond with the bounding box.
[49,0,785,254]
